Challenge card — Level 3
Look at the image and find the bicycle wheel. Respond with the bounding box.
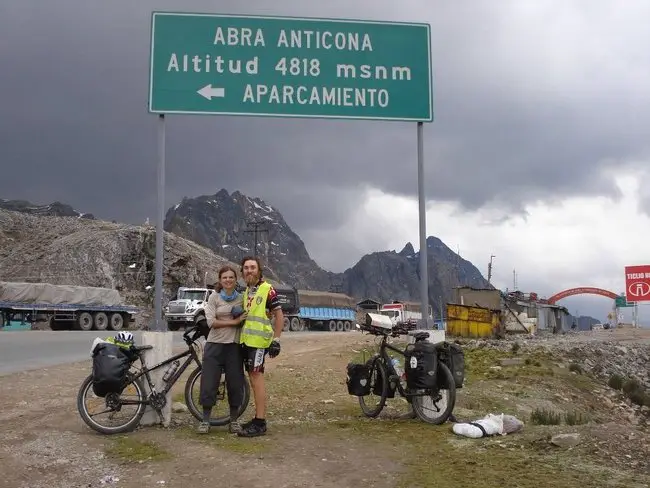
[411,362,456,425]
[77,373,147,435]
[358,357,388,418]
[184,366,251,426]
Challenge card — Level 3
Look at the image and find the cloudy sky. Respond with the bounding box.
[2,1,650,323]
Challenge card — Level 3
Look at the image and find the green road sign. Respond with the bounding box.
[148,12,433,122]
[615,295,634,308]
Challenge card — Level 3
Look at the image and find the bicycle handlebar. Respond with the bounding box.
[358,322,415,338]
[182,323,207,344]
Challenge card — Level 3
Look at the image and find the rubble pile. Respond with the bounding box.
[461,331,650,396]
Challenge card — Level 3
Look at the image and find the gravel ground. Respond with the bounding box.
[0,329,649,488]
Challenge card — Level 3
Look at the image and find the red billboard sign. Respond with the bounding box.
[624,265,650,302]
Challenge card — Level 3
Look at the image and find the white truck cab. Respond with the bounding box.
[164,287,214,331]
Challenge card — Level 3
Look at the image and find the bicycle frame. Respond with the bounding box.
[136,346,202,396]
[373,333,432,399]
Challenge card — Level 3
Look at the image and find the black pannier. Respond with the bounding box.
[404,341,438,390]
[372,370,397,398]
[436,342,466,389]
[346,362,372,396]
[92,342,132,397]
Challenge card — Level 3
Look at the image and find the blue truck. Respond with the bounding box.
[0,281,139,331]
[274,286,357,332]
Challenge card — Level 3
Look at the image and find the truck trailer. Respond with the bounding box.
[274,287,356,332]
[377,301,433,326]
[0,281,139,331]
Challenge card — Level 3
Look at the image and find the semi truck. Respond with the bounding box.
[164,286,214,331]
[377,301,433,326]
[0,281,139,331]
[274,286,356,332]
[164,283,357,333]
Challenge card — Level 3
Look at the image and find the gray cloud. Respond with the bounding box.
[2,1,650,241]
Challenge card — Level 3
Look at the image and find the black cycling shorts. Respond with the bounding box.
[241,344,267,373]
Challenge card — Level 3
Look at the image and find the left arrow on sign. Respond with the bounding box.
[197,84,225,100]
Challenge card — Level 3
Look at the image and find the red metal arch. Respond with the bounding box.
[547,287,618,304]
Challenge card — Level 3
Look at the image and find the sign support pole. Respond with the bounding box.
[416,121,430,329]
[154,113,166,331]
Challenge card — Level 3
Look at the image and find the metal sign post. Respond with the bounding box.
[154,113,166,331]
[416,121,429,328]
[148,12,434,331]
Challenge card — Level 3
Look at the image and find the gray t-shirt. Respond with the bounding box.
[203,291,243,344]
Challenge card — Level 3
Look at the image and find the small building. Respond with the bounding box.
[448,286,573,337]
[356,298,381,312]
[453,286,501,310]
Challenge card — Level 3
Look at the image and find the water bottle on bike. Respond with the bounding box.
[391,357,406,386]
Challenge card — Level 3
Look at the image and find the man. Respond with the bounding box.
[237,255,283,437]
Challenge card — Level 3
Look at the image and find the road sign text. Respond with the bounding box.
[624,265,650,303]
[148,12,433,121]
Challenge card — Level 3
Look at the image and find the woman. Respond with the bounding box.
[197,265,248,434]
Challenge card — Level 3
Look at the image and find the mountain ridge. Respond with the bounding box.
[1,192,493,316]
[163,189,493,315]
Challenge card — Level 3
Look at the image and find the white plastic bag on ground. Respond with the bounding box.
[452,413,505,438]
[501,414,524,434]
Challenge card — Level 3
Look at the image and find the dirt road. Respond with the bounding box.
[0,330,648,488]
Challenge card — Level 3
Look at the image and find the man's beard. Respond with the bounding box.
[245,273,259,285]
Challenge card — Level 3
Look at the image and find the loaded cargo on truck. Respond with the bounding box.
[274,287,356,332]
[0,281,139,331]
[378,301,433,327]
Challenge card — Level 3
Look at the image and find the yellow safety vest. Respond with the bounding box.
[240,281,274,348]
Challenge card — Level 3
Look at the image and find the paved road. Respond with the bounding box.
[0,330,317,377]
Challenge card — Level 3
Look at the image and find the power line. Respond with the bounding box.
[243,219,269,257]
[329,277,344,293]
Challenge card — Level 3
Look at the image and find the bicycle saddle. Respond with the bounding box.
[410,331,430,341]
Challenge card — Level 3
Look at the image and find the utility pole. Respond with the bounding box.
[487,255,495,285]
[329,279,343,293]
[243,219,269,257]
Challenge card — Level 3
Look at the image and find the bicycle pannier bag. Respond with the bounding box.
[437,342,465,389]
[92,342,131,397]
[346,362,372,396]
[404,341,438,390]
[374,373,397,398]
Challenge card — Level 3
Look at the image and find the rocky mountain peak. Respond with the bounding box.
[164,189,331,289]
[399,242,416,257]
[164,188,493,317]
[0,198,94,219]
[1,190,493,319]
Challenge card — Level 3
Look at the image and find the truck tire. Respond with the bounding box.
[76,312,93,331]
[109,313,124,331]
[290,317,301,332]
[336,321,344,332]
[328,320,337,332]
[344,321,352,332]
[93,312,109,331]
[283,317,290,332]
